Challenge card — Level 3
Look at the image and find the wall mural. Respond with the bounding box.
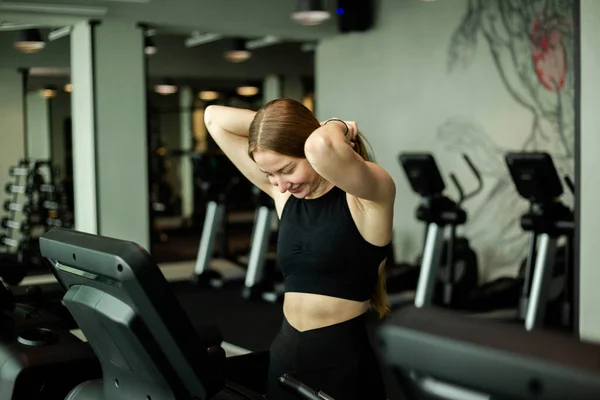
[439,0,575,277]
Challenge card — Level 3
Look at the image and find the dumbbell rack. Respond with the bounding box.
[1,159,73,269]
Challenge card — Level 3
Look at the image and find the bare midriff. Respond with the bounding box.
[283,292,369,332]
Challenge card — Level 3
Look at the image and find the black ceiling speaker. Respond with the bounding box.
[337,0,375,33]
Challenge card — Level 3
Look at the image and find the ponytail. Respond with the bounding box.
[353,132,391,319]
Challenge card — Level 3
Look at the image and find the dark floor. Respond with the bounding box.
[172,281,284,351]
[151,224,256,264]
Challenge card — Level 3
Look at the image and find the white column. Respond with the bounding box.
[179,86,194,223]
[70,19,149,250]
[25,91,51,161]
[0,68,26,211]
[263,74,282,103]
[579,0,600,343]
[70,21,98,235]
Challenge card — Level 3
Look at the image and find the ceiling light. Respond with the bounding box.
[64,83,72,93]
[155,80,177,95]
[145,36,157,55]
[14,29,46,54]
[291,0,331,26]
[237,86,259,97]
[224,38,251,63]
[41,86,57,99]
[199,91,219,101]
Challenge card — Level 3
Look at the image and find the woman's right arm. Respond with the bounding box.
[204,105,275,196]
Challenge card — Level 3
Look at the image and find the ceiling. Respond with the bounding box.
[0,0,342,39]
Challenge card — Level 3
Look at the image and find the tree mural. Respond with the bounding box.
[439,0,575,276]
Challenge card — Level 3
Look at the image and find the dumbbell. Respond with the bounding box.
[46,218,64,228]
[8,166,30,177]
[42,200,60,210]
[0,236,21,249]
[3,201,31,213]
[0,218,29,233]
[4,183,27,195]
[39,184,56,193]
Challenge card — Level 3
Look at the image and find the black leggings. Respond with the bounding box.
[267,313,386,400]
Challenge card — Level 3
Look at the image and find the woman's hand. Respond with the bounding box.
[344,121,359,146]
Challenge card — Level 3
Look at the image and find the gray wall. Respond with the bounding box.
[580,0,600,343]
[316,0,575,283]
[25,91,51,160]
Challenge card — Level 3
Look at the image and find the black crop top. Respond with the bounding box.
[277,186,390,302]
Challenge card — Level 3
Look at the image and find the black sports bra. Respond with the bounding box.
[277,186,390,302]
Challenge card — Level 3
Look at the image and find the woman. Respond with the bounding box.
[204,99,395,399]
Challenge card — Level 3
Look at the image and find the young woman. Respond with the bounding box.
[204,98,395,399]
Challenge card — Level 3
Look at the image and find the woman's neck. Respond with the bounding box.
[306,177,334,199]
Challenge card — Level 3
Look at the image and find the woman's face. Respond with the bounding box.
[252,149,322,198]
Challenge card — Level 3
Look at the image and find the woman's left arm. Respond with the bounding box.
[304,121,395,204]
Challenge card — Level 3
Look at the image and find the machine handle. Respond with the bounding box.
[459,153,484,204]
[449,173,465,204]
[279,373,335,400]
[564,175,575,195]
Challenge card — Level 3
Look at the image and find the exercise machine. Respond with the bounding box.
[397,153,482,309]
[241,186,282,303]
[377,306,600,400]
[38,227,273,399]
[0,253,100,400]
[505,152,575,332]
[192,153,253,289]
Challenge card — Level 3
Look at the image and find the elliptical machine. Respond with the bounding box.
[397,153,483,309]
[192,153,251,289]
[241,186,282,303]
[505,152,575,332]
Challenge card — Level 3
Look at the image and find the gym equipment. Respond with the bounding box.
[397,153,482,309]
[505,152,575,331]
[1,218,29,234]
[3,201,31,213]
[1,159,74,275]
[0,326,101,400]
[39,227,269,400]
[242,186,282,303]
[279,374,334,400]
[193,153,252,289]
[377,306,600,400]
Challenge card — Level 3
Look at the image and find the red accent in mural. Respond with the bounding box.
[531,15,568,92]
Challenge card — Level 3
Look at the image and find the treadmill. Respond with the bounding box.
[378,306,600,400]
[38,228,267,400]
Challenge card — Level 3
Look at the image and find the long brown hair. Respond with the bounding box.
[248,98,390,319]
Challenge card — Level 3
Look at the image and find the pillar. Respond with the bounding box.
[25,91,51,161]
[579,0,600,342]
[179,86,194,223]
[263,74,282,103]
[0,68,26,212]
[70,19,149,250]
